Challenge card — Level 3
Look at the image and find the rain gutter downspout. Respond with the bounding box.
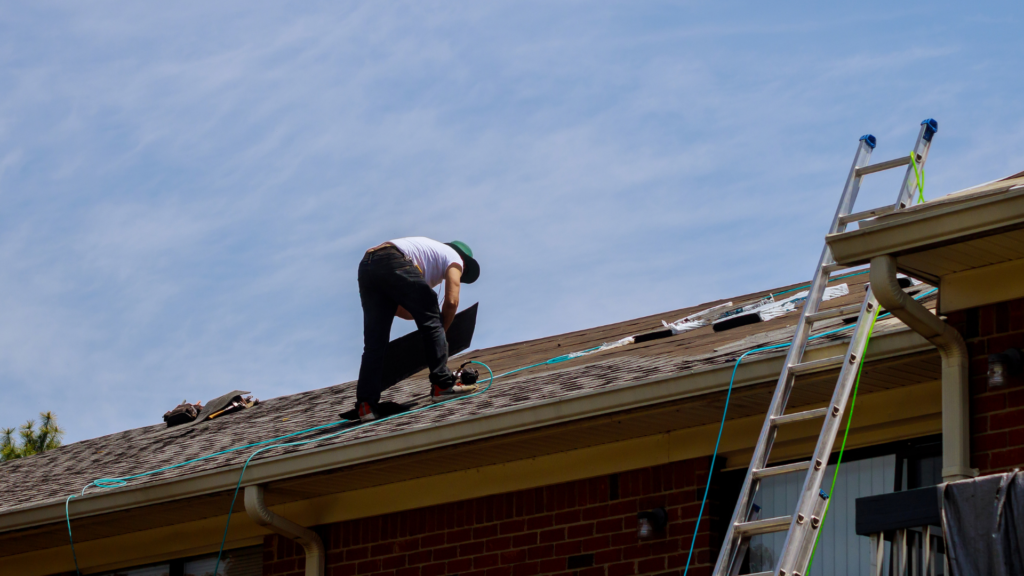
[869,255,977,481]
[244,485,325,576]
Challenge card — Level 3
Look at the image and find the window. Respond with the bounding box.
[741,436,944,576]
[100,546,262,576]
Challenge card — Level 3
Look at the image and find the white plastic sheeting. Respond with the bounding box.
[661,302,734,335]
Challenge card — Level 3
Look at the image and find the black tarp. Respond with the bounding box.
[378,302,478,392]
[941,470,1024,576]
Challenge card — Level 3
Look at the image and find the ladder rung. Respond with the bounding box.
[772,407,829,426]
[752,460,811,479]
[789,355,845,375]
[854,155,912,177]
[805,304,863,324]
[734,515,792,537]
[838,204,895,225]
[821,262,851,274]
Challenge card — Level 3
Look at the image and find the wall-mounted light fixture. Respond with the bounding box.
[636,508,667,540]
[988,348,1022,389]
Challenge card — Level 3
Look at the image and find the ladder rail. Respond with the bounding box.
[711,119,939,576]
[776,119,939,576]
[711,136,876,576]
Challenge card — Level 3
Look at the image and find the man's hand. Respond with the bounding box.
[441,265,462,331]
[395,306,414,320]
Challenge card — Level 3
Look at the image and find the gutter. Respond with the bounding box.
[0,328,934,535]
[870,256,977,481]
[827,186,1024,278]
[245,485,324,576]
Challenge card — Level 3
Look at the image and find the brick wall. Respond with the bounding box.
[262,457,727,576]
[946,297,1024,474]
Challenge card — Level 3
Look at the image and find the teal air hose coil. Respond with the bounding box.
[65,346,600,575]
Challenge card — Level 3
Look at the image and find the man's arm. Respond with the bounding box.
[395,306,413,320]
[441,265,462,331]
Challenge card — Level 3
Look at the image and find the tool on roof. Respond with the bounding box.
[712,119,939,576]
[162,400,203,427]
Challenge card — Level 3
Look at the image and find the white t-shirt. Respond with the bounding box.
[387,237,463,288]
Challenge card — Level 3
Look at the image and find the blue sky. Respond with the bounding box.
[1,2,1022,443]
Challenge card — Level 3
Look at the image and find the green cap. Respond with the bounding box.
[445,241,480,284]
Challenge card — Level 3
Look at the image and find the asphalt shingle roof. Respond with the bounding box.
[0,273,932,514]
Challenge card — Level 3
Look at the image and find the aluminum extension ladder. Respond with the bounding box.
[712,119,939,576]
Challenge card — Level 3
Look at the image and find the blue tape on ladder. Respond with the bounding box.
[859,134,877,149]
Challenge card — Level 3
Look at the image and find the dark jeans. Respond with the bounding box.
[356,246,455,407]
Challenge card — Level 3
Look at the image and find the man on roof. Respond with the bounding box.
[353,237,481,422]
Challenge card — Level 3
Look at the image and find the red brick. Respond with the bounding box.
[554,540,582,556]
[649,539,680,556]
[500,549,527,565]
[974,431,1008,452]
[332,565,359,576]
[474,553,501,569]
[991,408,1024,431]
[396,538,420,553]
[610,532,635,548]
[447,558,473,573]
[554,510,581,525]
[974,452,991,471]
[974,415,990,434]
[638,557,666,574]
[473,524,499,540]
[539,528,565,544]
[512,561,541,576]
[568,523,594,539]
[371,543,396,558]
[622,545,652,561]
[407,551,432,566]
[596,518,624,535]
[447,528,473,545]
[538,558,566,574]
[382,555,407,570]
[485,565,512,576]
[459,541,485,557]
[499,519,526,535]
[347,547,371,562]
[974,394,1007,415]
[1009,427,1024,448]
[512,532,538,548]
[582,504,611,521]
[527,514,554,531]
[610,500,638,516]
[358,559,382,575]
[1010,389,1024,408]
[421,562,446,576]
[433,545,458,561]
[609,561,637,576]
[595,548,623,565]
[581,535,610,552]
[980,305,997,336]
[987,332,1024,352]
[420,534,445,549]
[526,544,554,560]
[395,567,419,576]
[990,446,1024,469]
[578,567,605,576]
[486,536,512,552]
[268,559,296,574]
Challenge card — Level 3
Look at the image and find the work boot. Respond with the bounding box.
[430,383,478,403]
[357,402,377,422]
